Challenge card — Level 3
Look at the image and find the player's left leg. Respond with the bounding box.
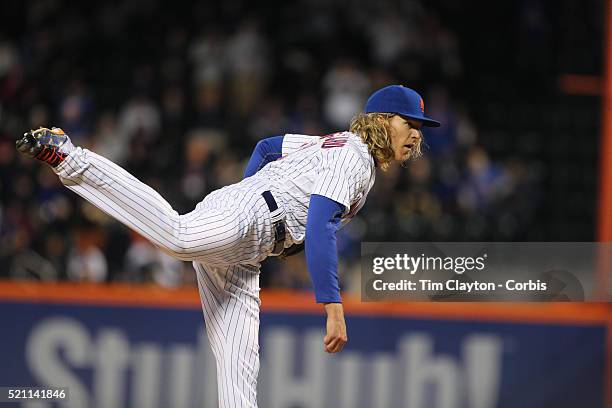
[194,262,261,408]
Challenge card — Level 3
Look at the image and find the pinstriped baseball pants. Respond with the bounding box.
[194,263,261,408]
[55,147,274,407]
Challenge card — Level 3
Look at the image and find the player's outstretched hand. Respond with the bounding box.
[323,303,348,353]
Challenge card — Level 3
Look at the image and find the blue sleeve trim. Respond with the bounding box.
[305,194,346,303]
[243,136,284,178]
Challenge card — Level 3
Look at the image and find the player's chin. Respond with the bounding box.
[395,150,411,162]
[406,147,423,160]
[401,150,415,162]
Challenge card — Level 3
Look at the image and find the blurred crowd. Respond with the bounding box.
[0,0,545,292]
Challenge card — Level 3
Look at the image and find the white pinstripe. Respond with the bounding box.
[262,132,376,243]
[194,263,260,408]
[52,131,375,407]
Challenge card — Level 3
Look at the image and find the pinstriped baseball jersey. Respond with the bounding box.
[254,131,376,246]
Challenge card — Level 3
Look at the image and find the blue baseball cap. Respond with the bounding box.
[364,85,441,127]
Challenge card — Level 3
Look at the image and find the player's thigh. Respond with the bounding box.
[181,205,251,261]
[194,263,261,376]
[194,262,261,330]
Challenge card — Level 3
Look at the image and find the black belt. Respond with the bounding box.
[262,191,286,255]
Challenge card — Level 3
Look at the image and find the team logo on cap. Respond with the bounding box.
[419,98,425,113]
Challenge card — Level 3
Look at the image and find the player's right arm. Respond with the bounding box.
[305,194,344,304]
[305,193,347,353]
[305,144,369,353]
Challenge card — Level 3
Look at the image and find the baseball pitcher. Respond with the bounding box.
[16,85,440,408]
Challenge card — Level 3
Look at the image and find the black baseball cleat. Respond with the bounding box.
[16,127,75,167]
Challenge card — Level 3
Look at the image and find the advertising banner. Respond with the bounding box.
[0,283,608,408]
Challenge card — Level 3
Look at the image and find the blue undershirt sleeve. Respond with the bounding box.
[305,194,346,303]
[243,136,284,178]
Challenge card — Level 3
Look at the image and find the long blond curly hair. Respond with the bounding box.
[349,113,423,171]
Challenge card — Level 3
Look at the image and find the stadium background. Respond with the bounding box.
[0,0,610,407]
